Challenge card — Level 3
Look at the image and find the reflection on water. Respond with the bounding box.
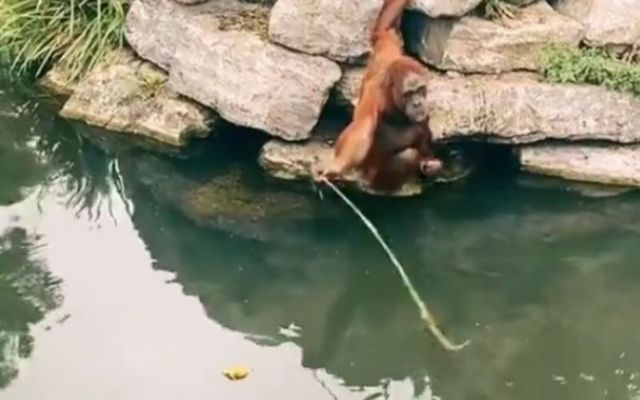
[0,82,63,388]
[0,227,62,388]
[1,77,640,399]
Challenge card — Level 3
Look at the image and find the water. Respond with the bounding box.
[1,77,640,400]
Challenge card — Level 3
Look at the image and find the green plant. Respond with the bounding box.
[541,45,640,97]
[0,0,129,82]
[136,71,167,100]
[482,0,520,20]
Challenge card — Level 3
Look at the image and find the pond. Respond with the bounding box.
[1,76,640,400]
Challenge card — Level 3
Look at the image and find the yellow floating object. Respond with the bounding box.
[223,366,250,381]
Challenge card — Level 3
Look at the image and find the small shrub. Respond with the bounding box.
[0,0,129,82]
[541,45,640,97]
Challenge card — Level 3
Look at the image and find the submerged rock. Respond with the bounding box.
[268,0,383,64]
[553,0,640,48]
[125,0,341,141]
[124,154,322,241]
[516,174,633,198]
[254,117,470,197]
[258,138,424,197]
[519,143,640,188]
[404,1,584,73]
[407,0,482,18]
[58,50,214,147]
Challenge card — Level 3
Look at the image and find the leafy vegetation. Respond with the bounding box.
[541,45,640,97]
[0,0,129,82]
[481,0,532,20]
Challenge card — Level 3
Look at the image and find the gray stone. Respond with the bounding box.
[553,0,640,48]
[519,143,640,187]
[123,154,325,243]
[39,65,75,96]
[258,118,426,196]
[173,0,208,4]
[258,139,424,197]
[59,49,213,147]
[405,1,584,73]
[336,71,640,145]
[125,0,341,141]
[268,0,383,64]
[407,0,482,18]
[334,67,365,109]
[427,75,640,144]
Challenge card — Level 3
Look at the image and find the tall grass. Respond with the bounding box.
[542,45,640,97]
[0,0,129,82]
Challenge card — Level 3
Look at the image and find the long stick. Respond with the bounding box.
[320,178,470,352]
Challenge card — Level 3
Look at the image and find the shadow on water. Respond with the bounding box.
[2,74,640,399]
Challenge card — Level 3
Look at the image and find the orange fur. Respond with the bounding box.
[317,0,441,192]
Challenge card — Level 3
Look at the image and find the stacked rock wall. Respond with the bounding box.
[46,0,640,195]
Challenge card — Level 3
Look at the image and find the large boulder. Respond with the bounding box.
[519,143,640,187]
[57,50,213,147]
[427,75,640,144]
[125,0,341,141]
[336,72,640,145]
[404,1,584,74]
[553,0,640,48]
[268,0,383,64]
[407,0,482,18]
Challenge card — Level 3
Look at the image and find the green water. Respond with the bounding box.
[1,78,640,400]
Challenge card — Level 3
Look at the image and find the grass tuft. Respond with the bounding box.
[541,45,640,97]
[482,0,518,20]
[0,0,129,82]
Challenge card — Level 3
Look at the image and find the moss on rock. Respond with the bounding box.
[218,9,270,40]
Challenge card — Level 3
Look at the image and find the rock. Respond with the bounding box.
[39,65,75,96]
[125,0,341,141]
[174,0,208,4]
[427,75,640,144]
[335,71,640,145]
[407,0,482,18]
[259,139,425,197]
[59,49,214,147]
[519,143,640,188]
[122,153,324,243]
[258,119,426,197]
[259,139,333,181]
[404,1,584,73]
[517,174,634,198]
[268,0,383,64]
[334,67,365,109]
[553,0,640,48]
